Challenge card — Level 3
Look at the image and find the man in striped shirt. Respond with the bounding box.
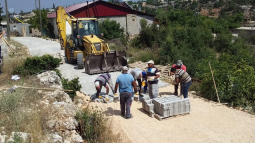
[94,73,114,98]
[170,60,187,96]
[170,67,192,98]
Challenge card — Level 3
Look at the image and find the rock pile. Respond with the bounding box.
[129,61,172,83]
[50,53,65,64]
[37,71,62,89]
[73,91,90,110]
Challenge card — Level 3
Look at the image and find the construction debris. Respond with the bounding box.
[142,95,191,120]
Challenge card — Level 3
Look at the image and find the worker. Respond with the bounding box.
[170,67,192,98]
[130,68,142,95]
[146,60,160,99]
[115,66,137,119]
[142,71,147,93]
[94,73,114,98]
[170,60,187,96]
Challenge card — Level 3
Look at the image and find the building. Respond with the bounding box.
[47,0,155,38]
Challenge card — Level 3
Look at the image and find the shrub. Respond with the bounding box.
[99,19,124,40]
[61,77,82,100]
[13,55,61,76]
[76,109,121,143]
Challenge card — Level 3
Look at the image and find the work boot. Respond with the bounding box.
[126,114,133,119]
[174,92,178,96]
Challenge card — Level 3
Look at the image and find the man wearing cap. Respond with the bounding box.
[130,68,143,95]
[94,73,114,98]
[170,60,187,96]
[170,67,192,98]
[115,66,137,119]
[146,60,160,99]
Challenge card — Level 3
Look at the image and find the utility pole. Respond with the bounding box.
[5,0,10,40]
[39,0,42,36]
[35,0,37,9]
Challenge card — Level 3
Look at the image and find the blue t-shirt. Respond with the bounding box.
[116,73,134,93]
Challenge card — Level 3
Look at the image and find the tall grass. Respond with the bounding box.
[0,88,47,142]
[76,109,124,143]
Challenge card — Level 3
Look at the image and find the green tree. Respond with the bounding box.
[53,3,55,9]
[28,9,48,31]
[98,19,124,40]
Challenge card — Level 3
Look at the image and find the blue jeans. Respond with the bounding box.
[181,81,192,98]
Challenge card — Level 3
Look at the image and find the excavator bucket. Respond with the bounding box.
[85,50,128,74]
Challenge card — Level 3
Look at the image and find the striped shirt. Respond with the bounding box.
[175,69,191,83]
[147,66,160,84]
[95,73,111,87]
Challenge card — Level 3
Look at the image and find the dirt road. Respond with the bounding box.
[90,84,255,143]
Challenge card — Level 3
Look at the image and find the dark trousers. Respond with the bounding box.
[174,84,182,95]
[181,81,192,98]
[137,78,141,94]
[120,92,132,117]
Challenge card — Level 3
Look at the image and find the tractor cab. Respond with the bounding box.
[71,18,100,47]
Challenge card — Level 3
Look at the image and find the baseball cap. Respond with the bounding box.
[122,66,129,71]
[176,60,183,67]
[147,60,154,64]
[94,81,100,89]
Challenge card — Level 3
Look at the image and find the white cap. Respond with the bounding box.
[147,60,154,64]
[122,66,129,71]
[94,81,100,88]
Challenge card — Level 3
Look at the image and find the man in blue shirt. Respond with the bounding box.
[115,66,137,119]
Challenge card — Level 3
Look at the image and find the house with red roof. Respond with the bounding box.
[47,0,155,38]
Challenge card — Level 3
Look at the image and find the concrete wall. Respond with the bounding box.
[230,28,255,36]
[98,16,127,34]
[126,14,154,36]
[10,23,30,36]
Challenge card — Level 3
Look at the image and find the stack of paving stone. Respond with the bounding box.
[142,95,190,119]
[141,95,155,117]
[152,95,190,117]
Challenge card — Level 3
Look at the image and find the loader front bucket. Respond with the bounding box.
[85,50,128,74]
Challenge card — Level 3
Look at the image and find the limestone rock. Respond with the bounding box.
[0,134,7,143]
[52,102,78,117]
[50,132,63,143]
[71,130,83,143]
[37,71,62,89]
[7,132,32,143]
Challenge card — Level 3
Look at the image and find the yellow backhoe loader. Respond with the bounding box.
[56,6,128,74]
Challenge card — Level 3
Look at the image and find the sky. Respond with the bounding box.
[0,0,138,15]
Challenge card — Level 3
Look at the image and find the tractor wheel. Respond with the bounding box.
[65,44,77,64]
[77,53,84,69]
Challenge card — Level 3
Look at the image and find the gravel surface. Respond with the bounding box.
[11,37,63,56]
[90,85,255,143]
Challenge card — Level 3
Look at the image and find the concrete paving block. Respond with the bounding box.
[151,95,190,118]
